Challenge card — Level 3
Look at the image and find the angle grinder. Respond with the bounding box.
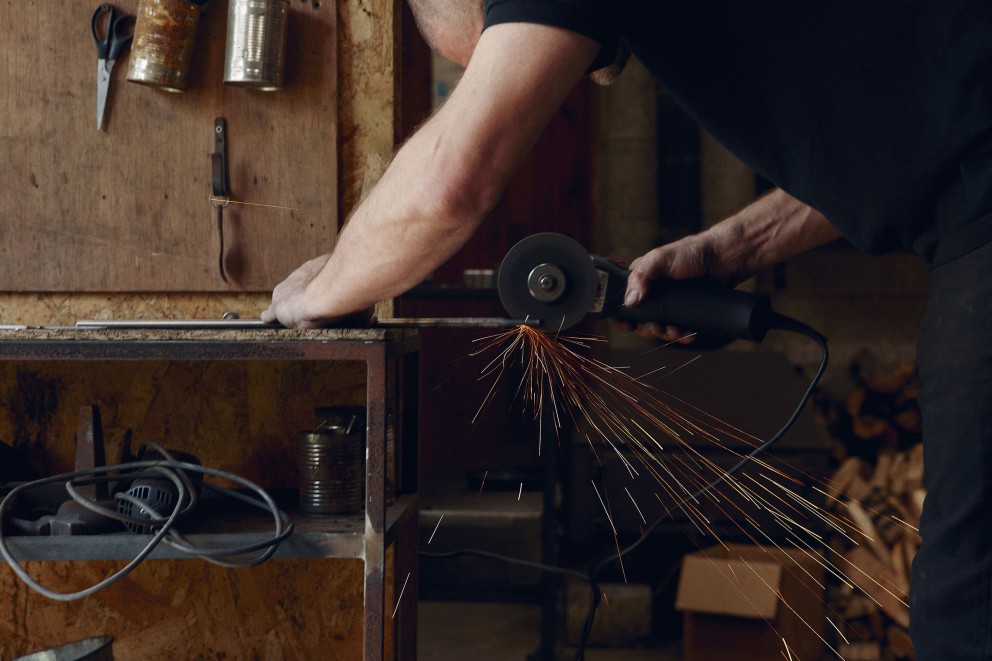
[497,232,777,341]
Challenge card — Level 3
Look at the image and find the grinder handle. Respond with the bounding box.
[597,259,773,342]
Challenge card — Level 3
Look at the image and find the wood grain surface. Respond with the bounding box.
[0,558,368,659]
[0,0,337,291]
[0,357,367,483]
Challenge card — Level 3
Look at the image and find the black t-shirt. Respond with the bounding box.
[485,0,992,265]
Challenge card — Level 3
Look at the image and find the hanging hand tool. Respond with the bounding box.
[211,118,231,283]
[92,3,135,131]
[497,232,777,340]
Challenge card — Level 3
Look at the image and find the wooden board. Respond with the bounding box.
[0,558,367,659]
[0,0,337,291]
[0,358,367,485]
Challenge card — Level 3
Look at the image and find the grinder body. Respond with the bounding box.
[497,233,774,341]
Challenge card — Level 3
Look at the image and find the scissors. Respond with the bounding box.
[92,3,135,131]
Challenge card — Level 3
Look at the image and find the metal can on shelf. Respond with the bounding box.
[315,406,396,505]
[298,422,362,516]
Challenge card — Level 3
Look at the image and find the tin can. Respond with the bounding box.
[316,406,396,505]
[299,425,363,516]
[224,0,290,90]
[126,0,201,92]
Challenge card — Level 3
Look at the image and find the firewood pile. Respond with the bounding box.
[815,358,925,661]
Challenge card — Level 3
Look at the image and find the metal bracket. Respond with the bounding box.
[211,118,229,199]
[211,118,230,282]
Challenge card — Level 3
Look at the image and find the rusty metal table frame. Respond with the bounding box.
[0,329,418,660]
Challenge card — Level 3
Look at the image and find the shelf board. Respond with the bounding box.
[3,495,416,562]
[0,328,407,360]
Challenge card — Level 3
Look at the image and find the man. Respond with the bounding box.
[263,2,992,658]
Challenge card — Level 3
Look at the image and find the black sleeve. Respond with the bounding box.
[483,0,620,70]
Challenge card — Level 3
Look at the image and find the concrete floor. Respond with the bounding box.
[418,601,681,661]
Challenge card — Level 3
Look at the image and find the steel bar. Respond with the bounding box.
[74,317,536,330]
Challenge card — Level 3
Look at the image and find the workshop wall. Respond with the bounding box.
[0,359,366,482]
[0,0,406,657]
[0,1,337,291]
[0,0,399,323]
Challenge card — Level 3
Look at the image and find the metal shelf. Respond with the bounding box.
[0,327,412,361]
[0,328,419,660]
[5,495,417,562]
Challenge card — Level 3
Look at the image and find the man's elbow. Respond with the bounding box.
[420,166,503,233]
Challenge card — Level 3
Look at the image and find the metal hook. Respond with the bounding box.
[211,118,230,283]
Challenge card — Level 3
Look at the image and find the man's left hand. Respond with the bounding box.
[261,254,332,328]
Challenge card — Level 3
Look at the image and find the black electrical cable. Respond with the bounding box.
[0,445,294,601]
[418,312,828,660]
[419,548,592,584]
[571,312,828,659]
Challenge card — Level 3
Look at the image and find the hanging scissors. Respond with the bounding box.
[92,3,136,131]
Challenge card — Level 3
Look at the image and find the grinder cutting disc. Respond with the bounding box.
[497,233,599,330]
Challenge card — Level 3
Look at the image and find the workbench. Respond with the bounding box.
[0,328,418,659]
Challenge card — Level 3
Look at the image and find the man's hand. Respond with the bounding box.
[261,254,332,328]
[626,232,735,302]
[622,189,842,341]
[622,232,730,342]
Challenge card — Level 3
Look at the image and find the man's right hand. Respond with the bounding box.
[621,231,735,342]
[621,189,842,341]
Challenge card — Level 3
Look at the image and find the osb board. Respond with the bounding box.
[0,292,272,327]
[0,357,376,656]
[336,0,400,214]
[0,358,366,485]
[0,557,369,659]
[0,0,337,291]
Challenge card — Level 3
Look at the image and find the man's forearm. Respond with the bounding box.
[287,23,601,325]
[298,126,489,321]
[714,188,842,275]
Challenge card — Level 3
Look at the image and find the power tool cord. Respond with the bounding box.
[0,443,293,601]
[421,312,828,660]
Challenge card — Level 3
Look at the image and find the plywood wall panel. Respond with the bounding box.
[0,1,337,291]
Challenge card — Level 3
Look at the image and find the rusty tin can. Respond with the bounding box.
[299,423,363,516]
[126,0,201,92]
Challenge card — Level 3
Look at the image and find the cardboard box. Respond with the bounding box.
[675,544,825,661]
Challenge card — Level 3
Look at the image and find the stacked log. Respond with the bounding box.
[822,361,924,661]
